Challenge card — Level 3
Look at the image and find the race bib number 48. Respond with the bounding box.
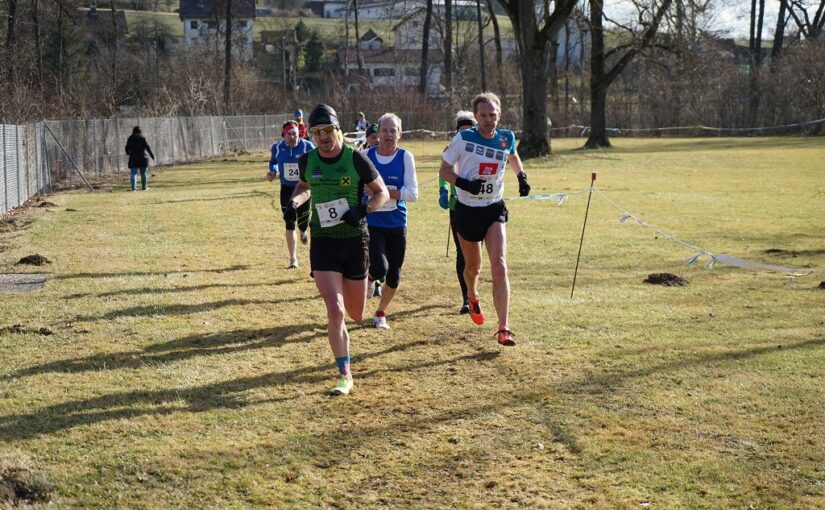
[315,198,350,228]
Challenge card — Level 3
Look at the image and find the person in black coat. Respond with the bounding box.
[125,126,155,191]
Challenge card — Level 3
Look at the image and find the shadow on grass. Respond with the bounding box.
[7,303,442,380]
[65,280,295,299]
[0,337,453,440]
[69,296,314,323]
[2,336,822,443]
[152,190,271,205]
[54,265,252,280]
[5,322,327,380]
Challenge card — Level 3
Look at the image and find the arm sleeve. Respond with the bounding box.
[146,144,155,161]
[441,132,463,166]
[399,150,418,202]
[352,150,379,184]
[269,143,279,173]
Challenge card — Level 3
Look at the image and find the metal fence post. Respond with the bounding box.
[16,125,22,206]
[3,124,8,212]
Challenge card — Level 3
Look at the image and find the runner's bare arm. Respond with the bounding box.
[439,159,458,185]
[365,175,389,212]
[508,151,525,176]
[290,180,311,207]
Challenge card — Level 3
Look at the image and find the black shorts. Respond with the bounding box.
[309,235,370,280]
[280,185,310,231]
[454,200,508,243]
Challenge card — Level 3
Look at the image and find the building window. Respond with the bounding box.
[190,20,199,29]
[373,67,395,77]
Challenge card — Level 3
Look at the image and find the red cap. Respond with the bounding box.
[591,172,597,181]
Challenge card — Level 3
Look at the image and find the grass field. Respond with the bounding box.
[1,137,824,508]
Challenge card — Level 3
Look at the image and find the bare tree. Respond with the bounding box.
[497,0,578,158]
[223,0,233,113]
[585,0,674,149]
[445,0,453,100]
[748,0,766,127]
[485,0,503,90]
[475,0,486,90]
[420,0,433,95]
[786,0,825,40]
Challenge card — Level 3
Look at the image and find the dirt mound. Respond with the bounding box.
[643,273,688,286]
[0,324,53,335]
[818,281,825,290]
[16,254,51,266]
[0,458,53,506]
[36,201,58,208]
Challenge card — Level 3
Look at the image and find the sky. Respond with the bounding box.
[604,0,780,39]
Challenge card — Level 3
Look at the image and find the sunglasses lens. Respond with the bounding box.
[311,126,335,136]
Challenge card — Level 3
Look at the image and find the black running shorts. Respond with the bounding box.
[309,235,370,280]
[454,200,508,243]
[280,185,310,231]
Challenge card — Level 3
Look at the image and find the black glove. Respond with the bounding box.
[341,203,368,227]
[517,172,531,197]
[283,201,298,223]
[455,177,484,195]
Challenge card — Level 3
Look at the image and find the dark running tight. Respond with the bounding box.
[449,209,468,302]
[368,226,406,289]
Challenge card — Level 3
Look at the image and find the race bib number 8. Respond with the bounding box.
[315,198,350,228]
[283,163,300,182]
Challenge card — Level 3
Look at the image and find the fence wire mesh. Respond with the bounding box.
[1,114,291,214]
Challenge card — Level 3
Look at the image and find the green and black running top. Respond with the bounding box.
[298,144,379,239]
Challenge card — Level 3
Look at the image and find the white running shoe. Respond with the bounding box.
[373,314,389,330]
[329,375,354,395]
[288,258,298,269]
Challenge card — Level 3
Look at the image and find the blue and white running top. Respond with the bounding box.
[441,127,516,207]
[365,146,418,229]
[269,138,315,187]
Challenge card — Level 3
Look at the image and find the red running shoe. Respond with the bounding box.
[468,296,484,325]
[495,327,516,346]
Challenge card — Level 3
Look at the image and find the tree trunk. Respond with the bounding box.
[6,0,18,83]
[498,0,577,159]
[476,0,486,90]
[484,0,502,89]
[444,0,453,101]
[770,0,787,65]
[584,0,673,148]
[748,0,765,128]
[111,1,119,113]
[354,0,364,74]
[33,0,44,97]
[420,0,433,95]
[223,0,233,113]
[585,0,609,148]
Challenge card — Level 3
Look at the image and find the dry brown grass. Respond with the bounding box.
[0,137,823,508]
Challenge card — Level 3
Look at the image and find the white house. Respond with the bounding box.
[179,0,256,60]
[338,15,445,97]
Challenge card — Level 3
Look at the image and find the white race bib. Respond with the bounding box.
[376,185,398,212]
[283,163,300,182]
[315,198,350,228]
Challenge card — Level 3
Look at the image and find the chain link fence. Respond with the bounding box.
[1,114,292,214]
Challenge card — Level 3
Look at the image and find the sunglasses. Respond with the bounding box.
[310,125,337,136]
